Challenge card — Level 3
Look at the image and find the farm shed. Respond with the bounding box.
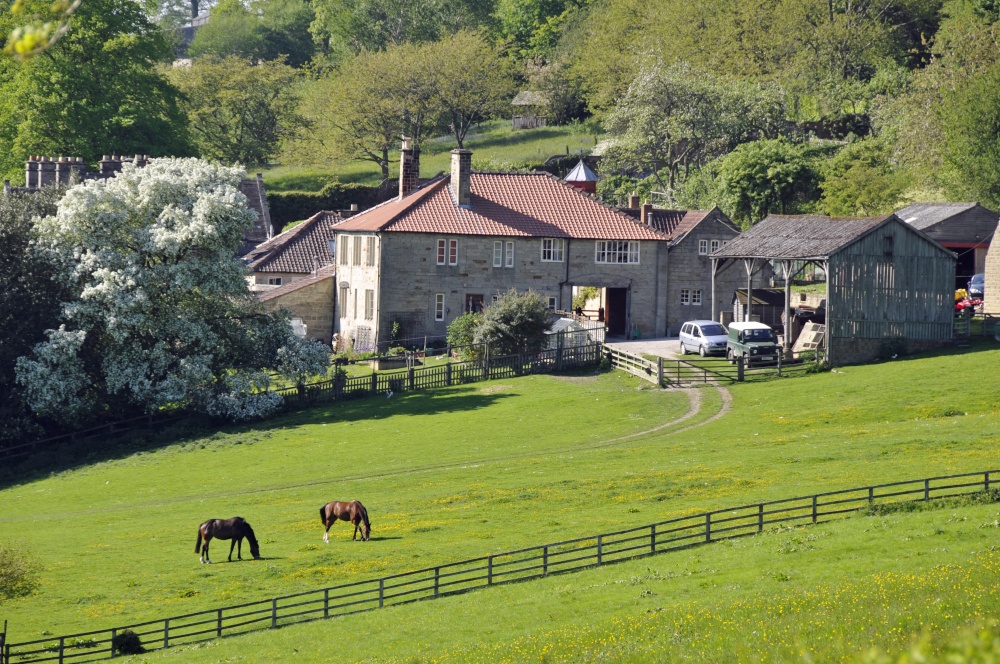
[732,288,785,329]
[512,91,551,130]
[712,214,956,365]
[895,202,998,289]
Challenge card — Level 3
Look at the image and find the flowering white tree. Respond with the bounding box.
[16,157,329,423]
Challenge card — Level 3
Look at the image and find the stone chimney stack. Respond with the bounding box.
[25,156,37,189]
[640,203,653,226]
[450,149,472,208]
[398,137,420,199]
[39,157,56,187]
[628,192,640,209]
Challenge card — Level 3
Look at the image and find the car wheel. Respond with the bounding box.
[679,342,687,355]
[727,349,734,364]
[699,345,707,357]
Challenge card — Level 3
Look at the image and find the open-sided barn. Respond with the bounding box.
[712,214,956,365]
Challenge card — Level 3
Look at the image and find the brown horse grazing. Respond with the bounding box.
[195,517,261,563]
[320,500,371,542]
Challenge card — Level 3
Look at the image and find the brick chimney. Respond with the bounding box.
[450,149,472,208]
[640,203,653,226]
[628,192,640,209]
[398,137,420,199]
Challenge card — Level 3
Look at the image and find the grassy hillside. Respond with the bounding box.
[1,342,999,660]
[266,120,602,191]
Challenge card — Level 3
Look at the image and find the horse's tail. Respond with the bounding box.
[319,504,326,526]
[195,525,203,554]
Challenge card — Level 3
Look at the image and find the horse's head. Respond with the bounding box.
[244,523,262,560]
[362,519,371,541]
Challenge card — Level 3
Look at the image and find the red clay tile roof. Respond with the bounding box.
[246,211,342,273]
[258,265,336,302]
[334,173,665,240]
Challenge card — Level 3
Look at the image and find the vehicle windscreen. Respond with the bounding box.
[971,275,985,286]
[744,329,774,342]
[701,324,726,336]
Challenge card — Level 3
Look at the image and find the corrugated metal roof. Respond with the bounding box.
[713,214,893,259]
[896,202,979,230]
[334,172,665,241]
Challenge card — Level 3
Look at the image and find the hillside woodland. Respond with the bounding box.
[1,0,999,222]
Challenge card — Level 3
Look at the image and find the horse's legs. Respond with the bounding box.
[203,537,212,564]
[229,538,237,562]
[352,517,360,541]
[323,520,330,544]
[237,537,243,561]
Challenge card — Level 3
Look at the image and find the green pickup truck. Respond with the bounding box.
[726,321,780,365]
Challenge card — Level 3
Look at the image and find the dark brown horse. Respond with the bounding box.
[195,517,260,563]
[320,500,371,542]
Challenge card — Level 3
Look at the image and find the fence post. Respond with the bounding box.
[58,637,64,664]
[868,486,874,504]
[445,362,452,386]
[163,619,169,648]
[597,535,603,565]
[517,353,524,377]
[217,608,223,637]
[271,598,277,628]
[705,513,712,542]
[556,344,563,371]
[777,352,782,377]
[657,357,664,386]
[650,524,657,553]
[408,366,415,390]
[812,495,818,523]
[986,471,992,492]
[370,372,378,395]
[111,628,117,658]
[758,504,764,532]
[378,579,384,608]
[737,358,745,382]
[488,556,494,585]
[434,567,440,596]
[924,478,930,501]
[543,546,549,575]
[323,589,329,619]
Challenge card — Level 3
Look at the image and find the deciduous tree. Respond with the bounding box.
[15,158,329,424]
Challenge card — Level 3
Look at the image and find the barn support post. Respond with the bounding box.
[823,260,831,364]
[710,257,718,323]
[743,259,756,322]
[782,260,793,354]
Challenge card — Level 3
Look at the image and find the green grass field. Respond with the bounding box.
[266,120,603,191]
[2,342,1000,662]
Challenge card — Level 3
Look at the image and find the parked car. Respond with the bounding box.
[679,320,729,357]
[726,321,780,365]
[968,273,985,300]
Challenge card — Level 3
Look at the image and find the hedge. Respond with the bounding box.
[266,181,396,233]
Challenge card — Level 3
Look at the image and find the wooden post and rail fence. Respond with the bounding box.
[3,470,996,663]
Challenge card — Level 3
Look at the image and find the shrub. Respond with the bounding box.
[111,630,145,655]
[474,289,550,357]
[447,312,483,359]
[0,543,41,600]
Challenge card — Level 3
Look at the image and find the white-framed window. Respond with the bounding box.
[541,238,565,262]
[493,241,503,267]
[366,236,376,266]
[352,236,362,265]
[267,277,282,286]
[595,241,639,264]
[328,239,336,257]
[491,294,500,303]
[698,239,709,255]
[434,293,445,321]
[339,285,349,317]
[339,236,349,265]
[353,288,358,317]
[505,241,514,267]
[448,239,458,265]
[364,289,374,320]
[692,289,702,305]
[437,239,447,265]
[547,296,558,310]
[709,239,721,253]
[680,288,690,305]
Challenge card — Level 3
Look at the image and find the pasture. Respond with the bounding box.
[1,342,1000,661]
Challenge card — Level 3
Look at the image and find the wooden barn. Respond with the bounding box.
[712,214,956,365]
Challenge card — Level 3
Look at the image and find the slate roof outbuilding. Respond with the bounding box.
[333,173,665,241]
[245,210,341,273]
[896,203,979,230]
[258,265,337,302]
[712,214,894,260]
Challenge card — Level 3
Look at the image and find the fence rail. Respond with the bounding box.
[5,469,996,664]
[604,345,820,387]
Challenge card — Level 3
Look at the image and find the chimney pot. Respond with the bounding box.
[450,149,472,208]
[640,203,653,226]
[350,204,358,211]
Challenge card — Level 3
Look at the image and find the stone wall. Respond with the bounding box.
[261,276,335,345]
[984,241,1000,314]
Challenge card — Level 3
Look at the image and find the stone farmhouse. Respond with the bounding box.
[332,143,756,350]
[259,266,337,345]
[895,202,998,289]
[5,154,274,255]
